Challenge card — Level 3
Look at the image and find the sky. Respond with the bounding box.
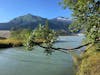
[0,0,72,22]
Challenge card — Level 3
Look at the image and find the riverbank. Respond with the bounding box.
[77,43,100,75]
[0,38,53,49]
[0,39,23,48]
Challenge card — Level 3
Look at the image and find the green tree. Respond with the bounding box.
[60,0,100,43]
[25,21,57,52]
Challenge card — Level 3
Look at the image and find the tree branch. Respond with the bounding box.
[31,41,99,54]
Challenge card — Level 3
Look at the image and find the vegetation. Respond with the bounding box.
[77,43,100,75]
[60,0,100,43]
[0,29,32,48]
[60,0,99,41]
[25,21,58,52]
[0,38,23,48]
[10,29,32,41]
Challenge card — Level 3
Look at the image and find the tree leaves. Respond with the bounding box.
[25,21,58,54]
[61,0,100,43]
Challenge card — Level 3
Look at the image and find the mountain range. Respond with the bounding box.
[0,14,72,34]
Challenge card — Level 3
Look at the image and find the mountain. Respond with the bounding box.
[0,14,72,34]
[49,16,72,31]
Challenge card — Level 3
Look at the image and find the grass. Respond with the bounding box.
[0,38,49,49]
[77,43,100,75]
[0,37,52,49]
[0,38,23,48]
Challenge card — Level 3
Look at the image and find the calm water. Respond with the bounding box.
[0,36,84,75]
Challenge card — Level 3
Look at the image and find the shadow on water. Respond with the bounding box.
[55,40,77,43]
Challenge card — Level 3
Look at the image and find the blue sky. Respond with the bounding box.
[0,0,72,22]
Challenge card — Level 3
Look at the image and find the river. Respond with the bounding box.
[0,36,84,75]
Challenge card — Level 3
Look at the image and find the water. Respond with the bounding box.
[0,36,84,75]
